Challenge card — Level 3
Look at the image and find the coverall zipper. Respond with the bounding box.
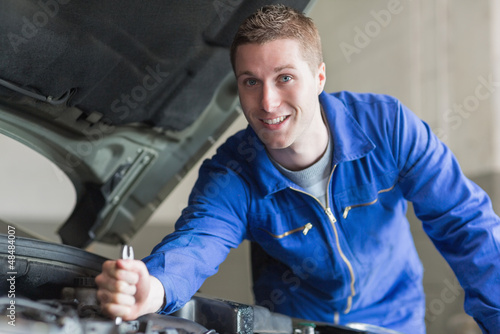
[342,184,396,219]
[290,164,356,314]
[261,222,313,238]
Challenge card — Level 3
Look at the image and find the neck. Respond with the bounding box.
[268,115,329,171]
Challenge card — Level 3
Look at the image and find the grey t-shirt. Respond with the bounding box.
[270,136,333,207]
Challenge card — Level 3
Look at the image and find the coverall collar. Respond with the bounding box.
[249,91,376,197]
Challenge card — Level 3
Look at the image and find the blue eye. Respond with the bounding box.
[280,75,292,83]
[246,79,257,86]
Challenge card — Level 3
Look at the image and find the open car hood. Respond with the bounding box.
[0,0,315,248]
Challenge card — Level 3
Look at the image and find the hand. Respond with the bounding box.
[95,259,164,320]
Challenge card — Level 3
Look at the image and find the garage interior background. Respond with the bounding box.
[1,1,499,333]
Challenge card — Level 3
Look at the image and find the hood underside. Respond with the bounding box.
[0,0,315,247]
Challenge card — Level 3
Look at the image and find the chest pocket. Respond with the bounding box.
[258,222,313,239]
[334,179,404,265]
[248,199,329,265]
[342,184,395,219]
[250,204,316,246]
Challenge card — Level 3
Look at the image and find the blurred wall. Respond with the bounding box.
[313,0,500,178]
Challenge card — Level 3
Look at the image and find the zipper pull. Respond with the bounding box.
[325,207,337,223]
[343,206,351,219]
[303,223,313,235]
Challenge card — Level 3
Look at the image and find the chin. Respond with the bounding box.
[261,140,291,151]
[254,129,293,150]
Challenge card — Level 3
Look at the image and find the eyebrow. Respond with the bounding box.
[236,70,254,79]
[236,65,297,79]
[274,64,296,72]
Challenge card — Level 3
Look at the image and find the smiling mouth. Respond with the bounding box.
[262,116,288,125]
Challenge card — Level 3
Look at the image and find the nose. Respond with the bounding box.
[261,83,280,112]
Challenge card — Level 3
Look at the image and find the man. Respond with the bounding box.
[96,5,500,333]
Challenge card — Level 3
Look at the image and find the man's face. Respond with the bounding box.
[234,39,326,152]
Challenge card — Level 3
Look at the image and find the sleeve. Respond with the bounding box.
[142,157,250,314]
[393,100,500,332]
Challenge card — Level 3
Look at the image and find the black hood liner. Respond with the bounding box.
[0,0,311,131]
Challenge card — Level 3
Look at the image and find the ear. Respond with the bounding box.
[316,62,326,94]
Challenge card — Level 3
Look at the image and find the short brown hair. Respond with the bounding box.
[230,4,323,72]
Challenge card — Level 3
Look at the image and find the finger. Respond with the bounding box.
[115,259,148,275]
[95,261,120,287]
[115,279,138,295]
[97,260,140,285]
[118,260,152,306]
[116,259,150,287]
[95,272,112,289]
[114,265,140,286]
[96,275,138,295]
[100,301,132,319]
[97,289,136,306]
[102,260,119,275]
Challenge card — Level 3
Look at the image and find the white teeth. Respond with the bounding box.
[263,116,287,125]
